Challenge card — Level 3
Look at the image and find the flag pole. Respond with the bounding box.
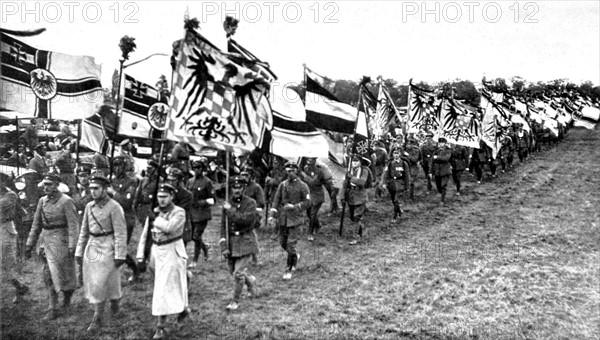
[339,85,363,237]
[75,119,81,166]
[15,116,19,176]
[109,58,125,178]
[109,36,136,178]
[405,79,412,137]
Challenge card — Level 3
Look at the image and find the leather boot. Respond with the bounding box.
[87,302,104,332]
[62,290,74,309]
[44,290,59,321]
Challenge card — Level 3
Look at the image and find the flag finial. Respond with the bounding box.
[223,16,239,37]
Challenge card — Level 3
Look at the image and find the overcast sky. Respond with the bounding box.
[2,1,599,89]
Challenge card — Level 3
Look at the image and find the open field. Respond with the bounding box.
[2,127,599,340]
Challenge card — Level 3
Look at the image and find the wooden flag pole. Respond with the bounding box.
[14,116,19,176]
[75,120,81,166]
[109,58,125,179]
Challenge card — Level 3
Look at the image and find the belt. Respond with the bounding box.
[152,235,182,246]
[42,224,67,230]
[90,230,114,237]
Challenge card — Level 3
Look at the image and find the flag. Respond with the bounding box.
[80,113,110,154]
[262,87,329,158]
[227,38,277,81]
[437,98,482,148]
[304,67,356,134]
[407,83,440,142]
[573,105,600,129]
[480,89,504,159]
[1,32,103,119]
[375,80,402,139]
[119,74,167,139]
[224,36,326,157]
[168,27,272,154]
[359,82,378,139]
[351,95,370,159]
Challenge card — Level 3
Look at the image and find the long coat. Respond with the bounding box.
[75,196,127,304]
[26,192,79,292]
[450,145,470,171]
[137,204,188,316]
[342,165,369,206]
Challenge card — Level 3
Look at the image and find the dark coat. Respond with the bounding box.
[221,195,258,257]
[431,146,452,177]
[450,145,470,171]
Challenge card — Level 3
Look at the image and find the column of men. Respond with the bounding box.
[1,115,568,338]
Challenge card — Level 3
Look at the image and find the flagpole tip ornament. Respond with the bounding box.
[223,16,239,37]
[359,76,371,87]
[184,17,200,32]
[118,36,136,61]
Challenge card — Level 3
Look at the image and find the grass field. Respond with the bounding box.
[2,127,599,340]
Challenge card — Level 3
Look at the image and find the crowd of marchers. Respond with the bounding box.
[0,117,571,339]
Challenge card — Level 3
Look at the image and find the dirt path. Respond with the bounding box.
[2,127,599,340]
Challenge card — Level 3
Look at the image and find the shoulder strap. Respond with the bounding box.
[89,205,107,234]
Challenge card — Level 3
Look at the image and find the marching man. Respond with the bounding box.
[75,176,127,332]
[137,183,190,340]
[220,176,259,310]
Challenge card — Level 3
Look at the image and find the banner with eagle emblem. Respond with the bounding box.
[0,31,103,120]
[437,98,482,148]
[118,74,167,139]
[167,23,272,154]
[407,83,440,143]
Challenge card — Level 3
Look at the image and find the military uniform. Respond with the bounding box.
[381,156,410,222]
[55,150,76,192]
[186,174,214,263]
[515,129,530,163]
[134,173,159,226]
[26,183,79,318]
[404,140,422,199]
[136,189,189,334]
[299,161,333,237]
[471,141,489,183]
[221,192,258,306]
[342,159,370,244]
[28,153,48,176]
[430,142,452,203]
[270,166,310,275]
[450,144,469,194]
[420,137,437,191]
[170,142,191,177]
[111,167,140,280]
[76,194,127,305]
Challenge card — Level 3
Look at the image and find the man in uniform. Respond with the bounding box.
[299,157,334,241]
[370,141,388,198]
[134,159,161,232]
[92,151,110,177]
[186,160,214,267]
[239,166,264,264]
[0,173,29,304]
[268,162,310,280]
[341,155,371,245]
[404,137,422,200]
[380,148,410,223]
[110,156,140,282]
[265,156,287,237]
[136,184,190,340]
[25,174,79,320]
[166,168,193,250]
[471,140,488,184]
[55,139,76,192]
[420,132,437,191]
[75,176,128,332]
[429,137,452,205]
[450,143,470,195]
[515,123,530,163]
[28,143,49,176]
[219,177,258,310]
[170,141,191,180]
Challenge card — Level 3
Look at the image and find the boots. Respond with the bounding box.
[108,299,120,319]
[11,280,29,304]
[62,290,74,309]
[87,302,104,332]
[44,289,59,321]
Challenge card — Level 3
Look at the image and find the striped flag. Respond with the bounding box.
[119,74,167,139]
[80,113,110,154]
[1,31,103,119]
[167,28,272,154]
[304,67,356,134]
[225,38,327,157]
[352,93,370,159]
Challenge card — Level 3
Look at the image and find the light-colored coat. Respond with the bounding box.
[76,196,127,304]
[137,204,188,316]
